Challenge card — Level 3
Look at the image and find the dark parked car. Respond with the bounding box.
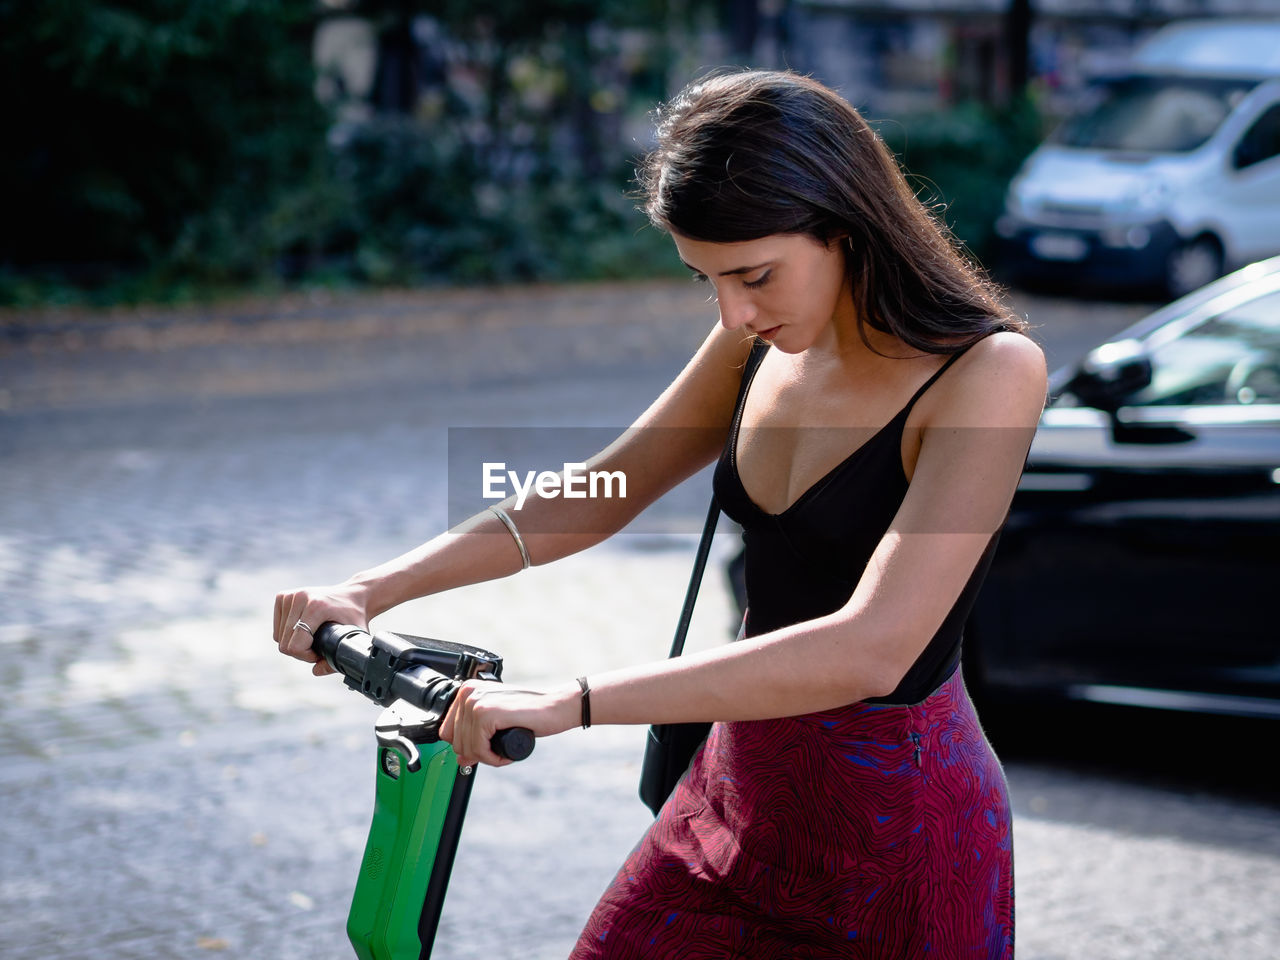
[964,256,1280,720]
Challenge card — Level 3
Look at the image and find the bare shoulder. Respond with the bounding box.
[925,331,1047,427]
[958,329,1045,371]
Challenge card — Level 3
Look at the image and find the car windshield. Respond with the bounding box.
[1133,288,1280,406]
[1051,76,1257,153]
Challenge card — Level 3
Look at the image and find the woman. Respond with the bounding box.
[275,70,1045,958]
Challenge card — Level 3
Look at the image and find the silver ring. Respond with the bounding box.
[294,620,315,636]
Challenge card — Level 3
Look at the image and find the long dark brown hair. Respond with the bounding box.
[639,69,1026,353]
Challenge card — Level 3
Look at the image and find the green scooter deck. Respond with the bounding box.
[347,714,474,960]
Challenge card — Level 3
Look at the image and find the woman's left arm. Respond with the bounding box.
[442,334,1047,767]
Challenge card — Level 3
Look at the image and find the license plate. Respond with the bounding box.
[1030,232,1088,262]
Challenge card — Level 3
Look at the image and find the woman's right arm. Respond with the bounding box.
[274,322,755,672]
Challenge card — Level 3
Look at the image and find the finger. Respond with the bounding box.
[457,686,505,768]
[447,683,471,754]
[475,728,513,768]
[291,625,319,662]
[280,597,300,653]
[280,595,302,652]
[288,603,311,656]
[283,601,319,661]
[451,685,483,768]
[273,592,288,645]
[439,702,456,744]
[472,730,506,767]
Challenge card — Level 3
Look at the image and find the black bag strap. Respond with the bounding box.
[667,493,721,659]
[666,340,768,659]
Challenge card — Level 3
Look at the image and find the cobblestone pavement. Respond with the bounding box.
[1,283,1277,959]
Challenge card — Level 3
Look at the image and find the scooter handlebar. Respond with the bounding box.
[312,622,535,762]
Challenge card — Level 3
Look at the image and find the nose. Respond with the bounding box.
[716,287,757,331]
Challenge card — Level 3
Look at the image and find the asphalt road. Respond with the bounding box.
[1,281,1277,959]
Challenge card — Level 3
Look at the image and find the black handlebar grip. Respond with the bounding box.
[312,621,372,681]
[491,727,536,761]
[311,621,345,663]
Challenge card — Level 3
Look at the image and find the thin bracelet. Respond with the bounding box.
[488,504,531,569]
[576,676,591,729]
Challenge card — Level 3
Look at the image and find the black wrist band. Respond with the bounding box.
[576,676,591,729]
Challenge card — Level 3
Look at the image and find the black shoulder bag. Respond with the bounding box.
[637,492,721,816]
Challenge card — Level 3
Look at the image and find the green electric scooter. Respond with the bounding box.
[310,622,536,960]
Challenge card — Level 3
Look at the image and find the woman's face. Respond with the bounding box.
[670,232,852,354]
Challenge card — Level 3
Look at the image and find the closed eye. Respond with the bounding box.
[743,271,771,290]
[689,271,717,302]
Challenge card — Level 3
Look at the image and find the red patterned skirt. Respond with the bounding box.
[570,668,1014,959]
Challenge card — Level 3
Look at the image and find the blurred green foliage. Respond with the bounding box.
[1,0,333,303]
[334,120,676,286]
[0,0,698,305]
[1,1,1041,306]
[325,0,699,286]
[877,97,1045,266]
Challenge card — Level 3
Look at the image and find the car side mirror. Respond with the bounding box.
[1065,339,1154,412]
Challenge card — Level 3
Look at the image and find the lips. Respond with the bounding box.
[754,325,782,340]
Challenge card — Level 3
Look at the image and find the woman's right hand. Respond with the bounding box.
[273,582,371,676]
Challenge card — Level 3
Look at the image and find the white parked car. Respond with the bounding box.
[996,18,1280,298]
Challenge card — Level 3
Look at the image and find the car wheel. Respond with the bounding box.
[1164,236,1223,299]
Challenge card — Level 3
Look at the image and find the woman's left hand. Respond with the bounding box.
[440,680,579,769]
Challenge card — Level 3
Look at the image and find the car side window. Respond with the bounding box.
[1132,289,1280,406]
[1233,103,1280,171]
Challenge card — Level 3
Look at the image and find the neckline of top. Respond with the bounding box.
[729,344,972,520]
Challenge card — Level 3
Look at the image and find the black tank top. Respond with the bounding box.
[712,339,1000,705]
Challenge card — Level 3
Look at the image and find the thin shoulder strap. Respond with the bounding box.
[666,339,769,660]
[900,341,978,415]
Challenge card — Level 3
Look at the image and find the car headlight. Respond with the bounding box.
[1100,224,1153,249]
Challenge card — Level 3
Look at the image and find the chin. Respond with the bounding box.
[758,328,808,354]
